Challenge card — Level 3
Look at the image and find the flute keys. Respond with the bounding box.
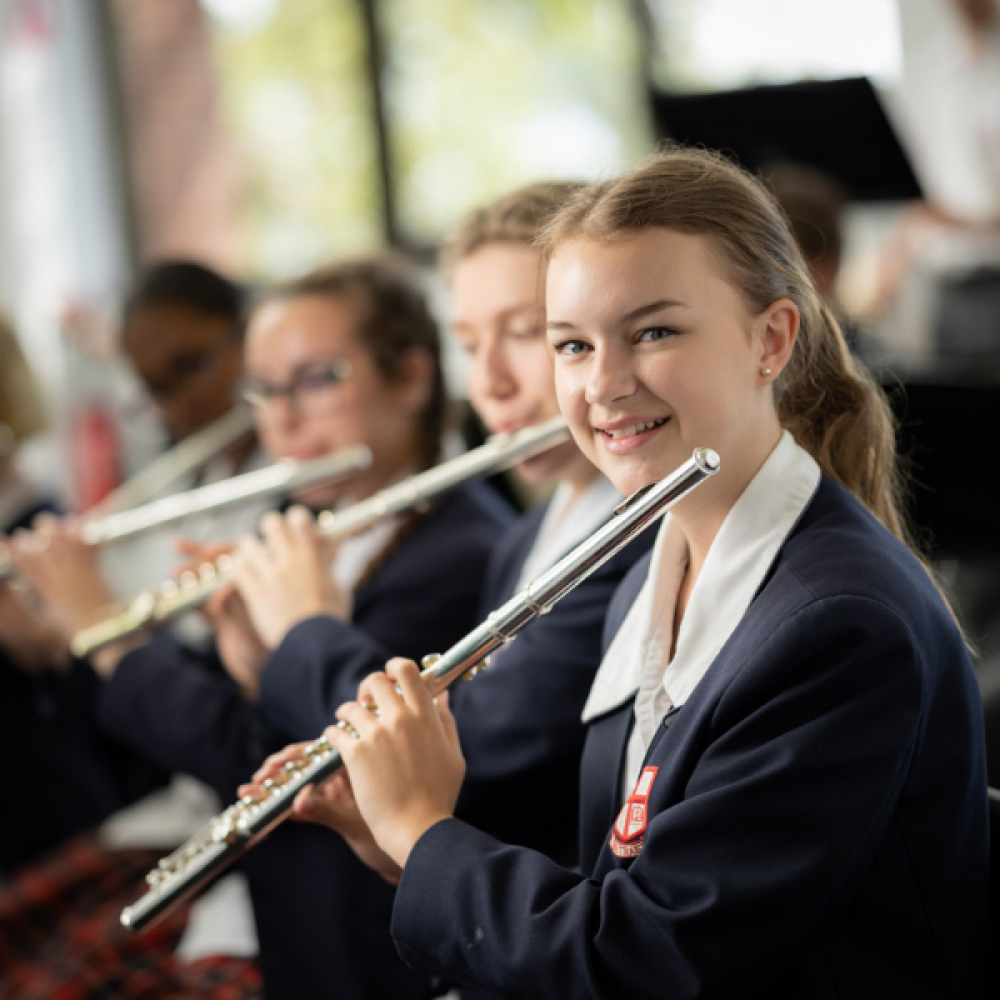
[217,552,235,574]
[179,570,199,590]
[198,562,217,583]
[462,655,491,681]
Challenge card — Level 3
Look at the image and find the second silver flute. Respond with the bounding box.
[71,417,572,657]
[120,445,720,933]
[0,446,373,585]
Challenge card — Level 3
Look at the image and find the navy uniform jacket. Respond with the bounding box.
[389,478,991,1000]
[0,498,134,874]
[98,485,510,1000]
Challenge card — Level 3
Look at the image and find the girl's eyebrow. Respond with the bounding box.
[547,298,690,332]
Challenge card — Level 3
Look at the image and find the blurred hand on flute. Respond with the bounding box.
[231,505,349,650]
[8,514,139,678]
[0,566,71,674]
[175,537,269,700]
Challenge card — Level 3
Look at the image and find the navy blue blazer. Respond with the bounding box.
[0,498,136,874]
[389,478,991,1000]
[97,484,509,1000]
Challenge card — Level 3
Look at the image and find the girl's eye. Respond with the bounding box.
[510,326,542,341]
[637,326,677,344]
[553,339,590,357]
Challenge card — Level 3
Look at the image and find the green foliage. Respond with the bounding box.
[209,0,652,275]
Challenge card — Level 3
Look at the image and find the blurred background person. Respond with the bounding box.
[0,314,131,877]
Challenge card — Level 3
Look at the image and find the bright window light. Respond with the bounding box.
[650,0,903,91]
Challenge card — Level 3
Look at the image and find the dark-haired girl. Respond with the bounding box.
[303,150,990,1000]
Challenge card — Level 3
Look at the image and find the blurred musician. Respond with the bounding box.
[13,257,509,1000]
[103,261,266,604]
[122,260,247,444]
[0,315,128,875]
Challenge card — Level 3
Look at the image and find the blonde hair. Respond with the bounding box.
[441,181,588,276]
[539,147,916,554]
[0,314,47,445]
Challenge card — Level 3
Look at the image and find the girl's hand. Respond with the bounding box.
[175,537,268,697]
[240,744,403,885]
[9,514,136,678]
[0,565,71,674]
[202,585,269,699]
[233,506,348,650]
[325,658,465,869]
[10,514,115,636]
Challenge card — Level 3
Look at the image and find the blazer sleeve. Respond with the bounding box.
[390,596,930,1000]
[97,636,281,798]
[258,495,503,741]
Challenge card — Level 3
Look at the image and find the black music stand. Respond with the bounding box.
[651,76,922,202]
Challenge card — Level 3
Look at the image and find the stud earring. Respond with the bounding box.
[760,367,772,378]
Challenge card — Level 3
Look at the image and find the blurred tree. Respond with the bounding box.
[205,0,651,272]
[207,0,382,277]
[382,0,652,245]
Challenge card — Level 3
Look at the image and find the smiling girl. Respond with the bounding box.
[307,149,990,999]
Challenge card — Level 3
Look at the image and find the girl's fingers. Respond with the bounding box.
[251,743,309,784]
[286,505,316,540]
[235,534,269,582]
[260,511,291,556]
[362,672,406,719]
[435,689,461,752]
[203,583,237,618]
[335,700,379,739]
[387,658,432,715]
[292,783,318,818]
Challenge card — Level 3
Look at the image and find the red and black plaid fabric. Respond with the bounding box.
[0,831,262,999]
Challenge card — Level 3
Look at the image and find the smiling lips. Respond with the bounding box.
[598,416,669,440]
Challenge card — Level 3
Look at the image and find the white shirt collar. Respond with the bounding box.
[582,431,821,724]
[516,473,621,590]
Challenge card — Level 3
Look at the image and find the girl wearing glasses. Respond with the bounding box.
[287,150,989,999]
[12,257,509,1000]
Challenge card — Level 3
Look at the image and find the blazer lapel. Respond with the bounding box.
[578,700,635,876]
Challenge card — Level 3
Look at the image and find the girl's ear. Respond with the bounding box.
[757,299,799,383]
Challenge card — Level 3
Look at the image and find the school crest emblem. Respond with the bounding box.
[610,766,658,859]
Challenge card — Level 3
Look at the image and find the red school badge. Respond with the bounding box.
[610,766,659,859]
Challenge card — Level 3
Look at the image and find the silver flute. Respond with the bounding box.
[95,406,257,516]
[120,445,720,933]
[0,447,372,586]
[71,417,572,658]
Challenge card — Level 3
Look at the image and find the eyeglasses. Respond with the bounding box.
[240,360,354,417]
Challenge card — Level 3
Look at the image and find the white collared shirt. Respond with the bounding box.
[581,431,822,806]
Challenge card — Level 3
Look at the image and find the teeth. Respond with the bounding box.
[604,418,666,440]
